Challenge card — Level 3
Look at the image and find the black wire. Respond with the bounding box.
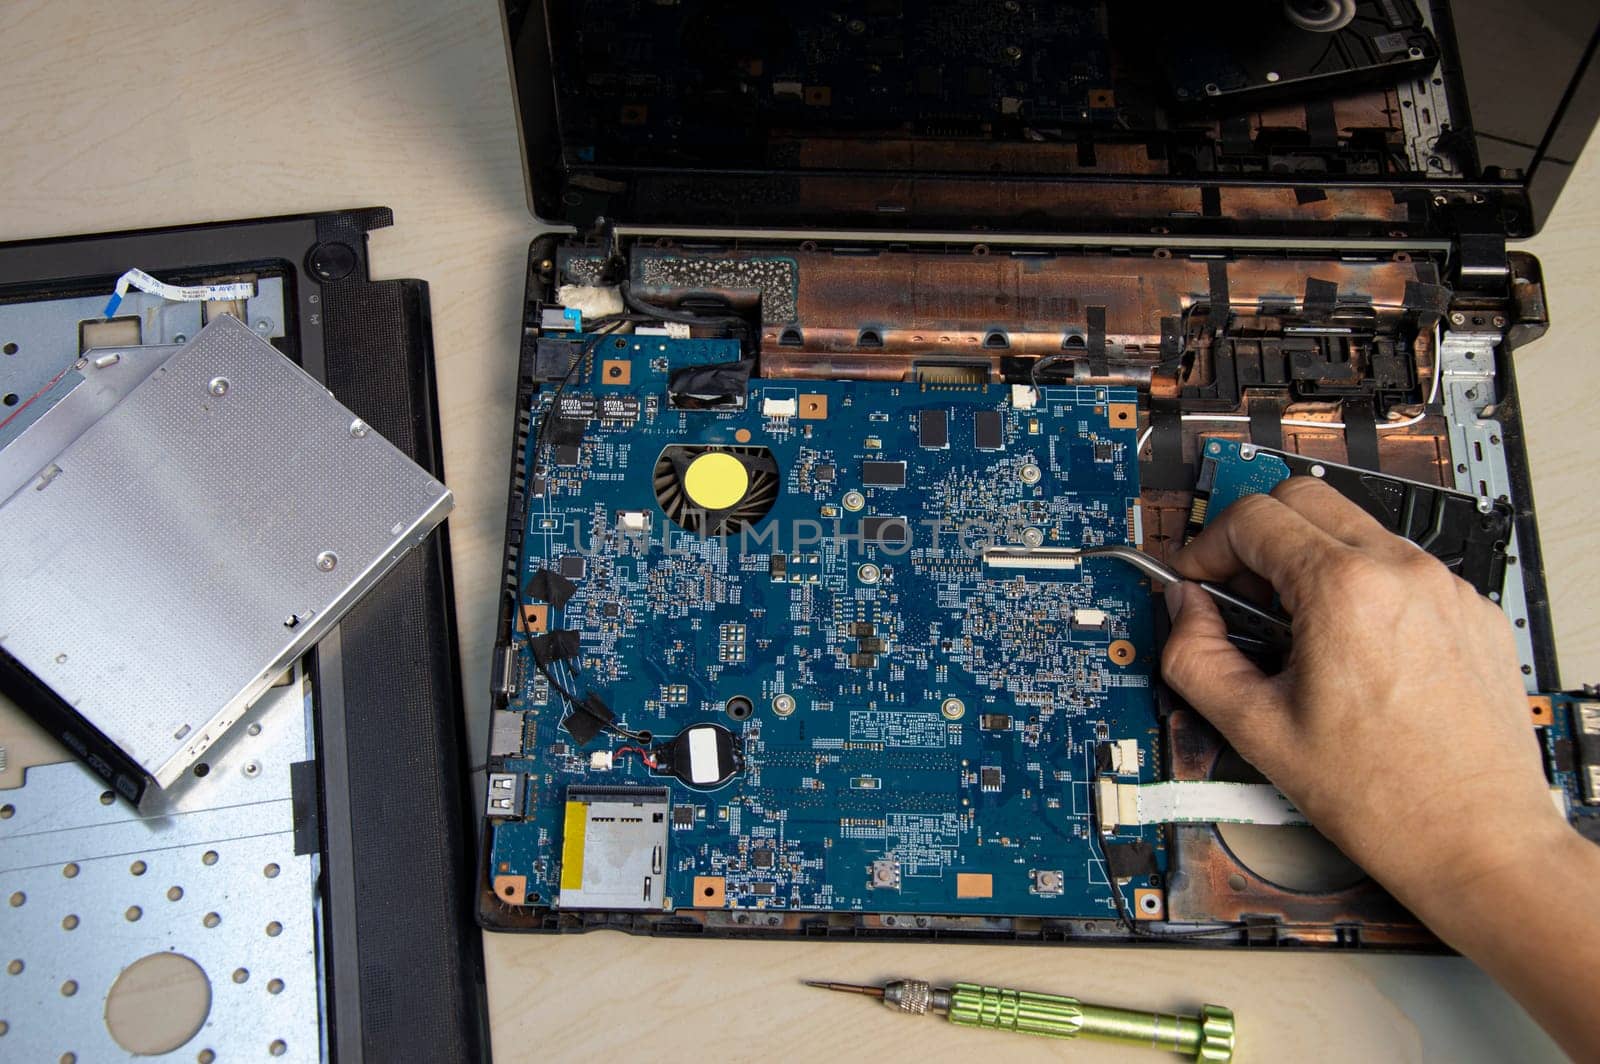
[531,318,630,490]
[1029,353,1074,393]
[618,280,754,352]
[523,317,653,744]
[1086,764,1252,941]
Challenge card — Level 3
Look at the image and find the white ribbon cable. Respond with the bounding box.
[103,268,256,318]
[1097,779,1308,832]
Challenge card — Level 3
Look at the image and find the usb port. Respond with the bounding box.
[485,772,523,818]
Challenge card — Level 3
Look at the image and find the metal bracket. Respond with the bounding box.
[1438,331,1538,689]
[0,667,322,1061]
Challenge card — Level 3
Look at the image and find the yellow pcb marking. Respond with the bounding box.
[560,801,588,891]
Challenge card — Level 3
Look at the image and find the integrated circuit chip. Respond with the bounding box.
[975,409,1004,450]
[861,515,909,546]
[920,408,949,449]
[862,460,907,487]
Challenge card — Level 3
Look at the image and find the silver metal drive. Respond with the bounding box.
[0,314,453,790]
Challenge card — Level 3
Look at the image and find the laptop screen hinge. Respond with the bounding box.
[1451,219,1509,296]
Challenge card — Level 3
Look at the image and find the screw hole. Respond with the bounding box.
[192,763,210,778]
[2,342,17,354]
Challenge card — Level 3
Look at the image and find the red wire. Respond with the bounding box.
[614,746,658,769]
[0,363,73,433]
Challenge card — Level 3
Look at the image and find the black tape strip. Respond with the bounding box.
[523,569,577,609]
[562,693,616,746]
[531,628,581,666]
[290,760,320,856]
[1207,260,1230,335]
[667,360,752,409]
[1294,187,1329,206]
[1200,185,1222,218]
[1343,400,1381,471]
[1159,315,1182,362]
[1142,408,1192,491]
[1402,281,1452,317]
[1086,305,1108,376]
[1221,116,1253,155]
[550,416,585,445]
[1306,99,1338,148]
[1104,839,1158,878]
[1248,394,1284,450]
[1303,277,1338,320]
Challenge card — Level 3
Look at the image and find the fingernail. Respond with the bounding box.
[1165,581,1187,621]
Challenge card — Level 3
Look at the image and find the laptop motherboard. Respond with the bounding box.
[487,333,1164,919]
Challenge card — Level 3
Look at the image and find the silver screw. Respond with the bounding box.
[1450,312,1466,325]
[316,551,338,572]
[773,694,797,717]
[858,563,881,585]
[1266,71,1280,82]
[242,761,261,778]
[350,419,369,439]
[208,377,229,396]
[1019,464,1042,485]
[940,698,966,721]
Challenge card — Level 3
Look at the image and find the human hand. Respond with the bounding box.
[1160,476,1564,917]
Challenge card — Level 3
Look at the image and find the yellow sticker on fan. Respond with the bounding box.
[683,451,750,511]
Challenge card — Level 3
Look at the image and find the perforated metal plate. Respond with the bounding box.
[0,669,320,1061]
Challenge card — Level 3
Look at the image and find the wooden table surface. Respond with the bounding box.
[2,2,1596,1060]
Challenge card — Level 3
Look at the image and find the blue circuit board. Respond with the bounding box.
[489,333,1160,918]
[1193,437,1291,527]
[1544,694,1600,842]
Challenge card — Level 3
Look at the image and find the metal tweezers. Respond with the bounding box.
[1079,545,1294,655]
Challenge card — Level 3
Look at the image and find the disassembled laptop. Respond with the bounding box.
[2,3,1599,1062]
[480,0,1600,946]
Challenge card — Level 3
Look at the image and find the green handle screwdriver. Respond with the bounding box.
[804,978,1235,1061]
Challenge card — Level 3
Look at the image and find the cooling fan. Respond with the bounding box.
[653,445,780,536]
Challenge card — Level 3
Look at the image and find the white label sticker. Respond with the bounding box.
[687,727,720,785]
